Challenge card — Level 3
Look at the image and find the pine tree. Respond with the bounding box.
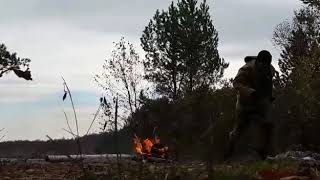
[273,7,320,84]
[272,6,320,149]
[301,0,320,9]
[0,43,32,80]
[141,0,228,99]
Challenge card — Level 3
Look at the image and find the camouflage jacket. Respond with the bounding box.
[233,59,275,112]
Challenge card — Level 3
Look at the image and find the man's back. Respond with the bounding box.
[226,51,276,160]
[233,58,275,112]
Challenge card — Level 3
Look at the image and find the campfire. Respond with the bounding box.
[133,135,169,159]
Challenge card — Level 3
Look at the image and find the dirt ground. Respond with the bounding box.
[0,159,315,180]
[0,162,85,179]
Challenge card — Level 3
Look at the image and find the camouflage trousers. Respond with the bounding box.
[225,105,275,160]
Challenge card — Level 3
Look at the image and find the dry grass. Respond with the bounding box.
[0,159,306,180]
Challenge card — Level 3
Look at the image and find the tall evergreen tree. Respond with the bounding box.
[141,0,228,99]
[273,7,320,84]
[272,6,320,149]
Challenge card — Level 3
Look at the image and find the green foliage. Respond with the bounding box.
[273,7,320,84]
[0,43,31,80]
[141,0,228,99]
[272,6,320,150]
[242,160,298,176]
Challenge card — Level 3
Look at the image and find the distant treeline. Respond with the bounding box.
[0,128,133,158]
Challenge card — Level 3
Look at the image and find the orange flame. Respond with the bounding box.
[133,135,169,158]
[143,138,153,153]
[133,136,143,154]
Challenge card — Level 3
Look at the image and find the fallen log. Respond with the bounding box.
[45,154,133,162]
[132,155,173,163]
[146,156,172,163]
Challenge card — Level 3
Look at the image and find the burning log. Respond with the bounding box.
[133,135,170,161]
[151,143,169,159]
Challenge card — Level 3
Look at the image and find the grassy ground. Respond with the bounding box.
[0,159,313,180]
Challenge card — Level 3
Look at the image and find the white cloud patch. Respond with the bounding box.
[2,105,102,141]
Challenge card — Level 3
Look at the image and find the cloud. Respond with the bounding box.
[0,90,102,141]
[2,105,102,141]
[0,0,175,36]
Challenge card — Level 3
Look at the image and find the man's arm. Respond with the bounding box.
[270,65,276,78]
[233,66,255,97]
[270,65,276,102]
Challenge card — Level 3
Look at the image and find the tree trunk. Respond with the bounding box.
[114,97,120,175]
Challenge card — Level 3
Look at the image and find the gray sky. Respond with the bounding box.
[0,0,302,140]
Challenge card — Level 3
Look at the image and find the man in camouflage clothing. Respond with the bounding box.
[226,50,276,160]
